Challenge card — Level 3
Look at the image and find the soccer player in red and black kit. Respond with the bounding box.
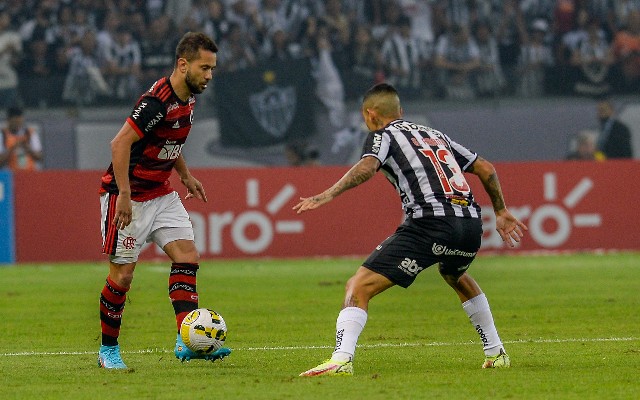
[97,32,230,369]
[295,83,527,376]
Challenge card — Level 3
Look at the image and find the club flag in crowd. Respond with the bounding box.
[215,59,315,147]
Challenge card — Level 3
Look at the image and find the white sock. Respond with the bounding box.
[462,293,504,356]
[331,307,368,362]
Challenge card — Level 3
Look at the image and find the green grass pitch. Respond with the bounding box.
[1,253,639,399]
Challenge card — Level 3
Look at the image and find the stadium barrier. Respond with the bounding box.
[11,160,640,263]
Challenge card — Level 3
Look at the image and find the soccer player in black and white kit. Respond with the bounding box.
[295,83,527,376]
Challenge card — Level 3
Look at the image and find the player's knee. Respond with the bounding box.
[111,271,134,289]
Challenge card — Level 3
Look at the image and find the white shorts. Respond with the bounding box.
[100,191,194,264]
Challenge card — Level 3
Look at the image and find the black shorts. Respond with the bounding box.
[362,216,482,288]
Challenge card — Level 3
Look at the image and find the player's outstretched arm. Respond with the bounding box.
[468,156,527,247]
[293,156,380,214]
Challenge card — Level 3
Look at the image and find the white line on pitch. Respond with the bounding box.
[1,337,637,357]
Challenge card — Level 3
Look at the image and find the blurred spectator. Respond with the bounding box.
[612,10,640,92]
[96,11,121,64]
[473,20,506,97]
[553,0,579,37]
[102,25,142,101]
[259,26,300,62]
[381,14,430,99]
[224,0,260,48]
[571,17,615,96]
[257,0,288,42]
[516,19,554,97]
[62,30,110,106]
[146,0,168,21]
[343,23,383,100]
[48,5,83,51]
[165,0,193,27]
[612,0,640,32]
[495,0,527,95]
[217,22,257,72]
[400,0,436,45]
[202,0,230,42]
[554,8,590,93]
[140,15,178,90]
[0,107,42,171]
[435,0,475,32]
[585,0,617,38]
[596,97,634,159]
[371,0,404,42]
[0,10,22,109]
[434,23,481,100]
[566,129,605,160]
[320,0,351,54]
[520,0,555,28]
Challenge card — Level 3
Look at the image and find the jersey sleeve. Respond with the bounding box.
[360,130,391,165]
[444,133,478,171]
[126,96,166,138]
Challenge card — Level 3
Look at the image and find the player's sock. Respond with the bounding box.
[331,307,368,362]
[462,293,504,356]
[100,276,129,346]
[169,262,199,331]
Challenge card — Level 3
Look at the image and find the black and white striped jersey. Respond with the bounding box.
[361,119,482,219]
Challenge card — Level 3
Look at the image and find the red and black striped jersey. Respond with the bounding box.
[99,77,196,201]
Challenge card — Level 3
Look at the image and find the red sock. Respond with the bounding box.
[100,276,128,346]
[169,263,199,331]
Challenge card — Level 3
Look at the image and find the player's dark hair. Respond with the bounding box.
[362,83,398,104]
[175,32,218,63]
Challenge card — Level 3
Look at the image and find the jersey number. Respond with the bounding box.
[419,148,470,194]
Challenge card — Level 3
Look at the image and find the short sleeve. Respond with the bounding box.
[126,96,166,137]
[360,130,390,164]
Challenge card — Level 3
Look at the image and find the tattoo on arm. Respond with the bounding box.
[484,172,506,212]
[325,159,377,199]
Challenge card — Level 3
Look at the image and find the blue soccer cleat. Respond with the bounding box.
[98,344,128,369]
[174,334,231,362]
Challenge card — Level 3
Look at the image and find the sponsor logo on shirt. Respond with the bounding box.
[167,102,179,113]
[132,101,147,120]
[371,133,382,154]
[145,112,164,132]
[158,141,184,160]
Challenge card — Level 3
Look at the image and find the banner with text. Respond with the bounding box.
[12,160,640,262]
[215,59,315,147]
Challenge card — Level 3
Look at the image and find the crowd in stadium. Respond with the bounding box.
[1,0,640,109]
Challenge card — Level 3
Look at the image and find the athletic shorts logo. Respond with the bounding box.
[432,243,477,258]
[122,236,136,250]
[398,257,423,276]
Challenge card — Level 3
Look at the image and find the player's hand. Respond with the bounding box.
[182,175,208,202]
[113,193,133,230]
[495,208,528,247]
[293,193,332,214]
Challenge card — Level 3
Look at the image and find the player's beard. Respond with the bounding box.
[185,70,205,94]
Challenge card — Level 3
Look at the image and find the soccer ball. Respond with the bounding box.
[180,308,227,354]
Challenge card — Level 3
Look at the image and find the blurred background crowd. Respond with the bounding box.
[1,0,640,109]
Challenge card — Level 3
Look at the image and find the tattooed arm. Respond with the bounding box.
[293,156,381,213]
[468,157,528,247]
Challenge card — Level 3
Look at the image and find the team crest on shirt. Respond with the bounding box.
[249,85,295,138]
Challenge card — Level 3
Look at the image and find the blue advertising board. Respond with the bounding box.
[0,170,15,264]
